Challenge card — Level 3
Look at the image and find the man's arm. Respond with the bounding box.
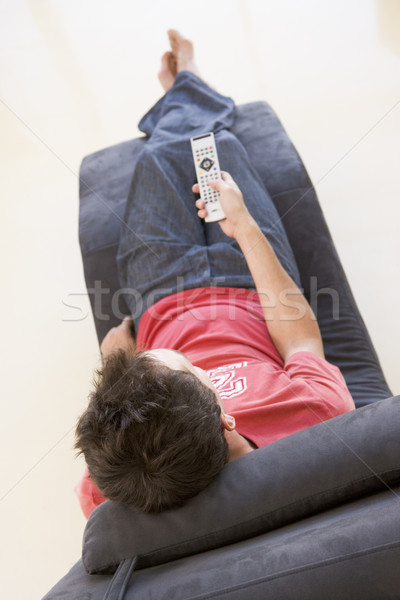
[194,172,324,362]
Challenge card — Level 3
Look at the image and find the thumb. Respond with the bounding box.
[207,178,225,192]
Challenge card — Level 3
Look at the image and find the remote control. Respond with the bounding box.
[190,132,226,223]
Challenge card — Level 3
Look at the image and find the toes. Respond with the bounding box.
[168,29,183,42]
[167,29,179,49]
[168,28,186,53]
[167,29,196,72]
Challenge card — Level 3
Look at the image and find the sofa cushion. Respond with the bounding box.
[82,395,400,574]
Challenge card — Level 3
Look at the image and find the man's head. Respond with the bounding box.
[75,349,236,513]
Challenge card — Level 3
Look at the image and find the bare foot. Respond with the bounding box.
[158,51,177,92]
[167,29,202,79]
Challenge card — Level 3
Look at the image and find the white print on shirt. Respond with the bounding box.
[207,362,248,400]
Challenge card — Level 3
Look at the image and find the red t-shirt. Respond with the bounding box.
[75,287,355,518]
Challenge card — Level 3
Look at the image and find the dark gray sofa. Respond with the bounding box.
[43,101,400,599]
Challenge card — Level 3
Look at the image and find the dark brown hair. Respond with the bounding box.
[75,350,228,513]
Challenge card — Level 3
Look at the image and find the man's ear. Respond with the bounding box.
[221,412,236,431]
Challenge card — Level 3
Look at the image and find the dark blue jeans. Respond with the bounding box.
[117,71,300,332]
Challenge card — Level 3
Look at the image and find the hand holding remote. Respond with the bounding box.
[193,171,255,239]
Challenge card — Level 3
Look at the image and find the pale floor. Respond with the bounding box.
[0,0,399,597]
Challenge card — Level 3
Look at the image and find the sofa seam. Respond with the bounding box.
[190,540,400,600]
[271,185,313,200]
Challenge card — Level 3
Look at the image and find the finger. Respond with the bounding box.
[197,208,208,219]
[192,183,200,193]
[121,316,134,332]
[195,198,205,209]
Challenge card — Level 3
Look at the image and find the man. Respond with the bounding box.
[75,30,355,517]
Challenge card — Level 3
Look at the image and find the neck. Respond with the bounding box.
[225,430,255,462]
